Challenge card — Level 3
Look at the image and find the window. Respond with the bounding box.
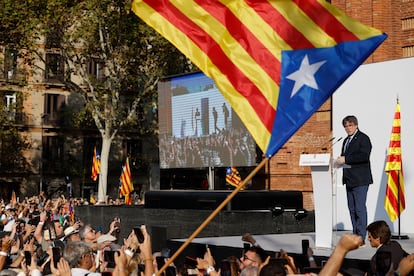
[43,135,64,171]
[45,53,64,81]
[3,48,17,81]
[46,31,62,49]
[4,93,16,121]
[126,139,142,169]
[44,93,65,122]
[86,58,105,80]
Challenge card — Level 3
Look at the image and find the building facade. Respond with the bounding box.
[0,36,151,201]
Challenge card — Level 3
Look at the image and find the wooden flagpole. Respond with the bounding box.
[157,157,269,275]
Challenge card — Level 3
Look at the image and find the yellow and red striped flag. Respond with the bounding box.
[91,146,101,181]
[132,0,386,157]
[384,102,405,221]
[119,157,134,205]
[226,167,243,190]
[10,190,17,205]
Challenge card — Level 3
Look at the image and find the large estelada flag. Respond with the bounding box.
[132,0,386,157]
[384,102,405,221]
[119,157,134,205]
[91,146,101,181]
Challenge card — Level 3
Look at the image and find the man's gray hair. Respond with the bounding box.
[78,224,92,240]
[63,241,92,268]
[240,266,258,276]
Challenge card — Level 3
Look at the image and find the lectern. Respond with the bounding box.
[299,153,332,248]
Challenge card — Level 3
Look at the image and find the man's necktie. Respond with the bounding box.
[344,136,351,152]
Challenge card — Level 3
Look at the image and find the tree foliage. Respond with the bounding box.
[0,96,31,173]
[1,0,193,201]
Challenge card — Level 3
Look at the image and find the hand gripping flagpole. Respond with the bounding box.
[157,157,269,275]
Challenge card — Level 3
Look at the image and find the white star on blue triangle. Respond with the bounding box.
[286,55,327,98]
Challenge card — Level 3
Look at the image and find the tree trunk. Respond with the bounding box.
[97,135,113,203]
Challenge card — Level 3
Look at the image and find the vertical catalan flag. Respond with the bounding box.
[132,0,386,157]
[384,101,405,222]
[119,157,134,205]
[226,167,243,189]
[91,146,101,181]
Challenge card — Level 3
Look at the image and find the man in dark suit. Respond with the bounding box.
[336,115,373,242]
[366,220,408,275]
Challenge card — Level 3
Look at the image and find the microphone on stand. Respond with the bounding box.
[322,137,343,151]
[331,137,343,150]
[321,137,336,151]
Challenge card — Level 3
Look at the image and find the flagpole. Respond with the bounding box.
[392,170,409,240]
[157,157,269,275]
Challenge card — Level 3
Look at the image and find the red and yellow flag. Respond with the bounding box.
[91,146,101,181]
[384,102,405,221]
[132,0,386,157]
[226,167,243,190]
[119,157,134,205]
[10,190,17,203]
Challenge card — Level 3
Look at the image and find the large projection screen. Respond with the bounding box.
[158,72,257,169]
[332,57,414,234]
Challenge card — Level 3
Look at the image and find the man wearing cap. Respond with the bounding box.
[63,226,80,243]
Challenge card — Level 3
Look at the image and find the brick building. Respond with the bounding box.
[270,0,414,210]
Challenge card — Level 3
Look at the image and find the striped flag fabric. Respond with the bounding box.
[384,102,405,221]
[119,157,134,205]
[226,167,243,189]
[91,146,101,181]
[69,201,75,222]
[10,190,17,203]
[132,0,386,157]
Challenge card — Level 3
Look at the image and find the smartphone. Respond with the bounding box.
[302,239,309,256]
[52,247,61,268]
[185,256,198,267]
[24,251,32,266]
[104,250,116,269]
[101,272,112,276]
[133,227,145,243]
[156,256,166,270]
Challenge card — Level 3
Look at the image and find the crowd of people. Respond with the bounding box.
[159,127,256,169]
[0,194,413,275]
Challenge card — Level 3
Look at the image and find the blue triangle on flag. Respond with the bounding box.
[265,34,387,157]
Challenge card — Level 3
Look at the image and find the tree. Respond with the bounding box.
[1,0,192,202]
[0,95,31,175]
[46,0,192,202]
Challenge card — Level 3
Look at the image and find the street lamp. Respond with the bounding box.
[40,114,48,193]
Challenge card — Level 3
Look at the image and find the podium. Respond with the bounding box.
[299,153,332,248]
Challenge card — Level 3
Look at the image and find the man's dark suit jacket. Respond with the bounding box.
[369,240,408,275]
[341,129,373,187]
